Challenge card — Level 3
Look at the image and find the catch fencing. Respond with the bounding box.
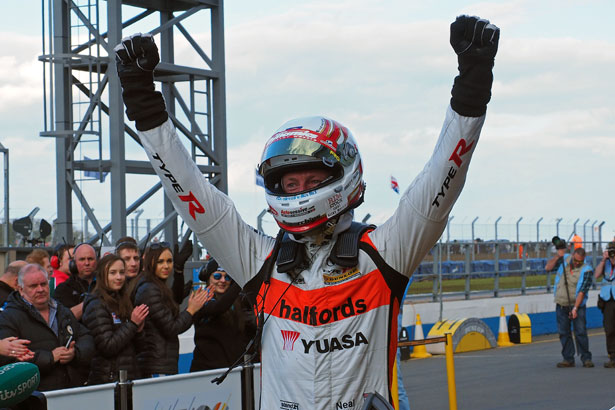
[408,240,608,302]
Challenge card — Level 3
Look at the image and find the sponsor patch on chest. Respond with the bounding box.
[323,267,361,285]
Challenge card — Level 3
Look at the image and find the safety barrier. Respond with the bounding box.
[27,364,260,410]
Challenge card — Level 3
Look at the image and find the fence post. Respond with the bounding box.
[493,242,499,298]
[432,244,440,303]
[241,356,255,410]
[521,245,530,293]
[114,369,133,410]
[464,244,471,300]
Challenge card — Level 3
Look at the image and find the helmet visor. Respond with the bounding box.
[260,134,340,174]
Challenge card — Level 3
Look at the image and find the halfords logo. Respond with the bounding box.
[281,330,300,351]
[279,297,367,326]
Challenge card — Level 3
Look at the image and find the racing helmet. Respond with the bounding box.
[258,116,365,234]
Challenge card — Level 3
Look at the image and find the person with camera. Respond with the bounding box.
[594,241,615,368]
[546,238,594,368]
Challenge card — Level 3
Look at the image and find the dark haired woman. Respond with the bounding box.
[190,258,256,371]
[134,242,212,377]
[82,254,149,384]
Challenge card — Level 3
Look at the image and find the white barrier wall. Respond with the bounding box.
[45,383,115,410]
[401,290,599,326]
[132,368,242,409]
[43,366,252,410]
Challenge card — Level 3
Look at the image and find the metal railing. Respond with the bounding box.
[409,240,607,303]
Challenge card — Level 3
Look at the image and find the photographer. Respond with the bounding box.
[547,237,594,368]
[594,241,615,368]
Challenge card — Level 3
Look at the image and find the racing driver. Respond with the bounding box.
[115,14,499,410]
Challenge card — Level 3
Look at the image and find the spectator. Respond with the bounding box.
[133,242,211,377]
[548,247,593,368]
[190,258,255,372]
[0,336,34,361]
[25,249,52,277]
[82,254,149,384]
[594,241,615,368]
[54,243,97,320]
[571,233,583,250]
[115,236,141,281]
[0,263,94,390]
[50,243,75,288]
[0,261,26,307]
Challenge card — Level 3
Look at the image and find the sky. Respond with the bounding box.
[0,0,614,245]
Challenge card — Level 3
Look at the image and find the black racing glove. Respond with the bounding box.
[172,240,193,303]
[114,33,168,131]
[450,15,500,117]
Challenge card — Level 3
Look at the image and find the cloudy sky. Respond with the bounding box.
[1,0,614,244]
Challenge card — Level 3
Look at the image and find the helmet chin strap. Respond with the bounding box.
[292,211,354,246]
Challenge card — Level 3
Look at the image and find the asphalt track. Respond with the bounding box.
[400,330,615,410]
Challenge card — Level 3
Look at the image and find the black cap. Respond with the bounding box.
[198,258,226,282]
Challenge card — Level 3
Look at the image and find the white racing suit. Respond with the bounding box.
[138,105,485,410]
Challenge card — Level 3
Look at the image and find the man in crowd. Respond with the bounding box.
[0,263,94,390]
[0,261,26,306]
[50,243,75,288]
[54,243,97,320]
[594,241,615,368]
[115,236,141,280]
[25,249,52,277]
[115,14,499,408]
[546,247,594,368]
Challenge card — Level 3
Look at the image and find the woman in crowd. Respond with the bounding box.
[82,254,149,384]
[133,242,212,377]
[190,258,256,372]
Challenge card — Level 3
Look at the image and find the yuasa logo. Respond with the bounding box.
[281,330,300,351]
[302,332,368,354]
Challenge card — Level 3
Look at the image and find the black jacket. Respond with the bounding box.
[54,275,94,309]
[0,281,14,307]
[0,293,95,391]
[133,277,193,376]
[82,294,141,384]
[191,283,256,371]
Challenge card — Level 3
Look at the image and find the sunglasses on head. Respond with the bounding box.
[148,241,171,250]
[212,272,232,282]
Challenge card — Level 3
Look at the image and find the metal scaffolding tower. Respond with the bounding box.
[40,0,227,246]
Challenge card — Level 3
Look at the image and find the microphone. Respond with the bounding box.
[0,362,40,407]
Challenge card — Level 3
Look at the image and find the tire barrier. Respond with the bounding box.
[425,318,496,354]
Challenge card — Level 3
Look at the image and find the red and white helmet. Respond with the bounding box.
[258,116,365,234]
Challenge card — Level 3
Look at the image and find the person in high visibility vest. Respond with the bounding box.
[571,234,583,250]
